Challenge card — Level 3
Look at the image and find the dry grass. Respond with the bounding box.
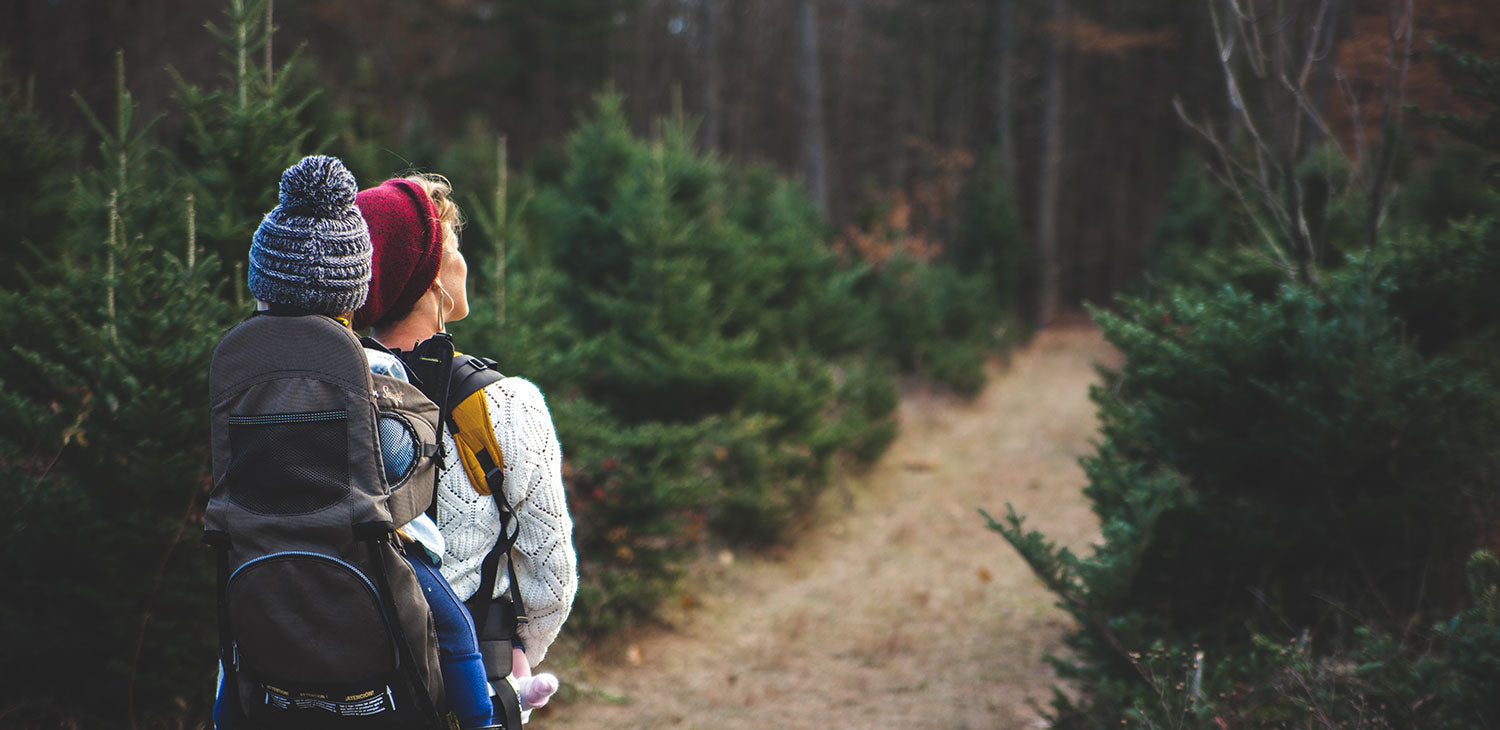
[535,324,1118,729]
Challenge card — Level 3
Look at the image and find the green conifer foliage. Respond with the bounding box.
[863,253,1000,397]
[992,252,1500,727]
[0,56,79,290]
[170,0,321,279]
[1428,43,1500,162]
[454,96,899,634]
[0,5,337,722]
[950,159,1028,328]
[0,56,236,726]
[989,47,1500,730]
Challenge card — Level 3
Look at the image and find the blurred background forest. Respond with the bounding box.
[2,0,1500,727]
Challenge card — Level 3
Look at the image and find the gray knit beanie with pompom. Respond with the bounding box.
[247,155,371,314]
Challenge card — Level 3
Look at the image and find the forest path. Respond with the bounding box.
[537,323,1118,729]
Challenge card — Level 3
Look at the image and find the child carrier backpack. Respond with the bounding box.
[203,309,448,729]
[396,336,527,728]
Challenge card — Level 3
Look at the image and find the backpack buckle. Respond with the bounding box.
[353,520,395,542]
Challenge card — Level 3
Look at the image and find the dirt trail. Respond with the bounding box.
[536,324,1118,730]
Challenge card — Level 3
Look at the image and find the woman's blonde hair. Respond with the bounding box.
[402,173,463,247]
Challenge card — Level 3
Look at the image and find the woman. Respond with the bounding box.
[352,173,578,719]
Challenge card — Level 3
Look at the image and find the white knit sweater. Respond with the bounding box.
[433,375,577,667]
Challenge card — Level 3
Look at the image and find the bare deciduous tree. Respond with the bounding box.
[1175,0,1412,283]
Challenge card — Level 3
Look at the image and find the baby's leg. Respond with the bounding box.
[404,551,493,728]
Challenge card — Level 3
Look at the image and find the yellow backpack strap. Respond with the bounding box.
[446,354,531,631]
[450,387,504,496]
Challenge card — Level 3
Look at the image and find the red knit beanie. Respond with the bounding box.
[352,178,444,330]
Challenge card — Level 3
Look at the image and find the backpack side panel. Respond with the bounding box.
[372,374,441,528]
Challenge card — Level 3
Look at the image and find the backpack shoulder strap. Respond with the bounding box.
[449,354,505,409]
[444,355,531,634]
[446,354,506,495]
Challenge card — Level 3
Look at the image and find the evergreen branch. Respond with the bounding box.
[982,505,1158,689]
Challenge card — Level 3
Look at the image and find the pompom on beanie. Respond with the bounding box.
[351,178,444,331]
[247,155,371,314]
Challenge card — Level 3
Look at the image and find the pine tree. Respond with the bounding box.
[0,54,79,290]
[463,96,899,634]
[987,45,1500,730]
[170,0,321,280]
[0,50,236,727]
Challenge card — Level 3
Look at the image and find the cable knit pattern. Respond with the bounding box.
[434,375,577,667]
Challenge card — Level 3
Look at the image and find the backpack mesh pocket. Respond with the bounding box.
[226,410,350,515]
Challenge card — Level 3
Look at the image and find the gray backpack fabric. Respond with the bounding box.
[204,311,447,729]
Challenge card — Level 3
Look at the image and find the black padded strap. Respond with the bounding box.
[506,556,527,627]
[359,335,401,359]
[437,352,529,728]
[448,355,504,409]
[406,335,458,520]
[395,333,458,396]
[206,532,244,724]
[444,354,527,633]
[466,448,528,635]
[469,545,504,637]
[493,677,525,730]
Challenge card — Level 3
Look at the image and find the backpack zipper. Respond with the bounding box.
[228,410,346,426]
[229,551,380,600]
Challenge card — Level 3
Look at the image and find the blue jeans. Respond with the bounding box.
[405,547,496,729]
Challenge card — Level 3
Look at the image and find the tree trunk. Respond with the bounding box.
[796,0,828,216]
[993,0,1017,188]
[1036,0,1067,327]
[701,0,721,153]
